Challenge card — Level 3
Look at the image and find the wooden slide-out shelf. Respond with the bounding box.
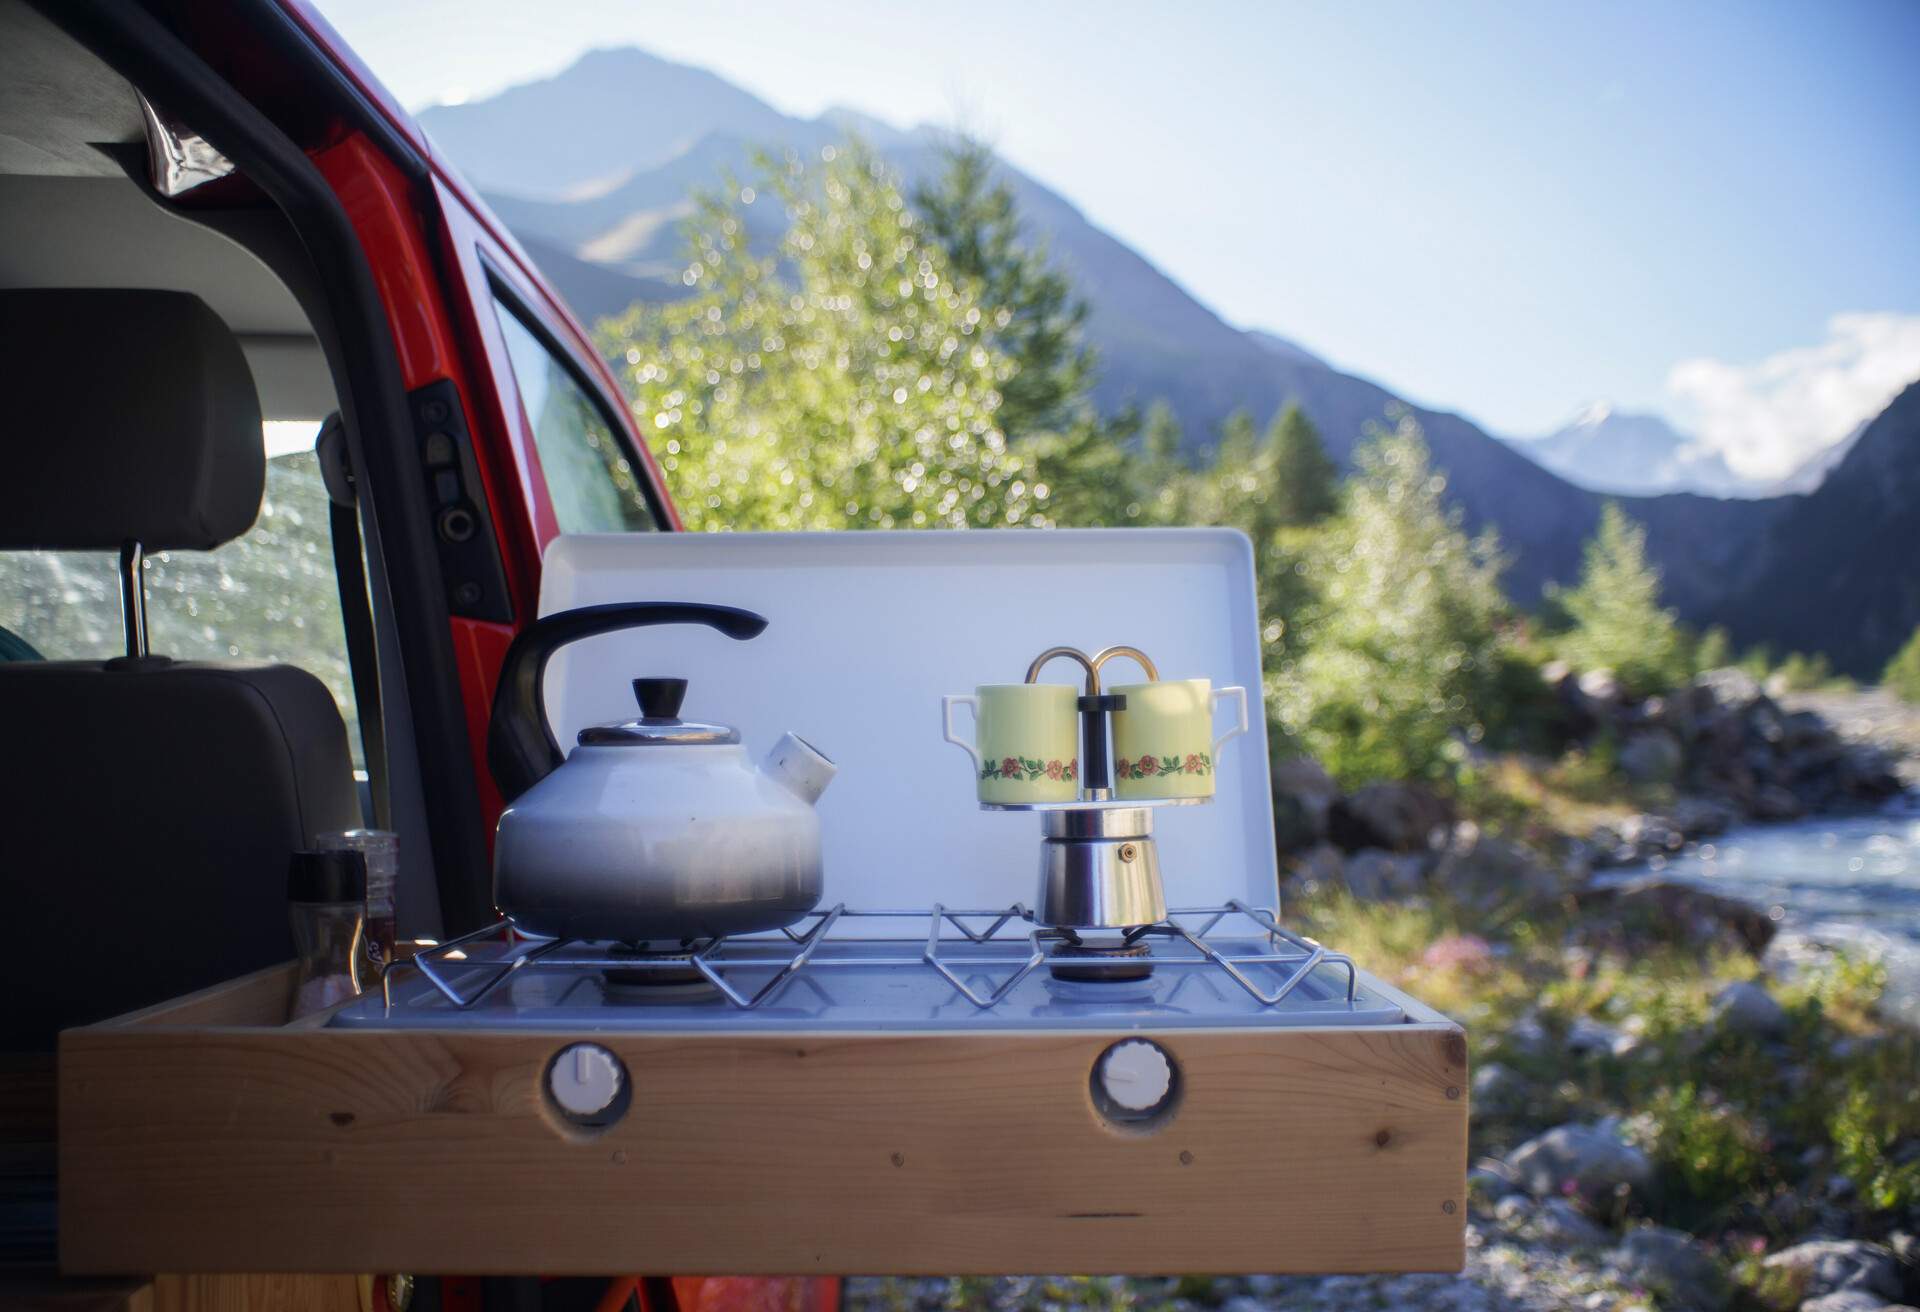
[59,960,1468,1277]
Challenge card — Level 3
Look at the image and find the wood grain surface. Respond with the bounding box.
[61,1017,1467,1276]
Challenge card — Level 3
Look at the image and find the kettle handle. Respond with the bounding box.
[488,602,768,802]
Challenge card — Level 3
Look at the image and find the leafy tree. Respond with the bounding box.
[1881,624,1920,702]
[1270,415,1510,785]
[1023,407,1156,526]
[1268,403,1340,526]
[912,136,1091,438]
[1552,502,1690,697]
[599,143,1039,532]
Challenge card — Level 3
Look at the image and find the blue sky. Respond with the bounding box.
[317,0,1920,474]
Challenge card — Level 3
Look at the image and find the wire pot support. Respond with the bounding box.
[395,901,1358,1016]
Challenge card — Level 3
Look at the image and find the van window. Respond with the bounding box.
[0,425,362,764]
[492,293,659,534]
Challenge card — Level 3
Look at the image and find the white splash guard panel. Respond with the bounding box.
[537,529,1278,932]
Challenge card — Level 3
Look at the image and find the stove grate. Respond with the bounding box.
[392,900,1356,1015]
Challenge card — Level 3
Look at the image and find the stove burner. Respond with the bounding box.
[1047,937,1154,983]
[602,944,709,991]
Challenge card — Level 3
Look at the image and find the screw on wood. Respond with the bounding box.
[890,1152,906,1168]
[1442,1200,1457,1214]
[1446,1086,1461,1100]
[1374,1129,1391,1148]
[1178,1150,1195,1166]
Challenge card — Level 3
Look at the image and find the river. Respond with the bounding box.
[1611,790,1920,1023]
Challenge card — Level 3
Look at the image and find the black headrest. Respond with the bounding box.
[0,289,264,551]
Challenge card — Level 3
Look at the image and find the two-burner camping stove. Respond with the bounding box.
[335,901,1406,1032]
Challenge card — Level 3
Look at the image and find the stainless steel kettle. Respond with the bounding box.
[486,603,834,943]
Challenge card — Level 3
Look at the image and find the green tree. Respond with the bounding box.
[1883,624,1920,702]
[1267,403,1340,526]
[1690,624,1733,674]
[912,136,1091,438]
[1552,502,1690,696]
[599,143,1039,532]
[1270,415,1510,785]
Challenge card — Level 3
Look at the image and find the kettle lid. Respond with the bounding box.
[577,677,740,746]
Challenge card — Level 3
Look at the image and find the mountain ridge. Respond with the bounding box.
[421,46,1917,674]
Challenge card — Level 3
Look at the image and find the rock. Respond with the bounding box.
[1493,1193,1532,1226]
[1282,842,1344,898]
[1430,823,1571,910]
[1836,744,1904,799]
[1471,1061,1529,1117]
[1340,847,1428,901]
[1619,812,1687,854]
[1578,668,1624,705]
[1762,1240,1905,1302]
[1565,1016,1630,1059]
[1468,1159,1525,1204]
[1669,795,1736,838]
[1753,782,1809,820]
[1504,1010,1552,1059]
[1271,755,1338,852]
[1574,877,1778,957]
[1327,782,1451,853]
[1609,1225,1731,1310]
[1695,667,1765,711]
[1620,729,1683,785]
[1528,1197,1609,1249]
[1507,1120,1652,1204]
[1711,980,1789,1038]
[1799,1292,1899,1312]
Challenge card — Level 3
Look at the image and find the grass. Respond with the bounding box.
[1448,750,1665,846]
[1291,888,1916,1249]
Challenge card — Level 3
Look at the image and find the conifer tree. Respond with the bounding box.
[1553,502,1689,695]
[1267,403,1339,525]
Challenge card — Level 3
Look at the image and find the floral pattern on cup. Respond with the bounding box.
[981,756,1079,782]
[1114,751,1212,781]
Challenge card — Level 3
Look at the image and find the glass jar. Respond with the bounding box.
[316,828,398,980]
[287,848,366,1020]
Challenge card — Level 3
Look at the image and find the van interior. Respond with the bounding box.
[0,0,376,1047]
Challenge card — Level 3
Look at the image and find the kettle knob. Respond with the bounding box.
[632,677,688,721]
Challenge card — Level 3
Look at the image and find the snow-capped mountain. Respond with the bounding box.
[1508,403,1766,498]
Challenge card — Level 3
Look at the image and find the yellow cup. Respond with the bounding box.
[1109,679,1248,799]
[943,684,1080,803]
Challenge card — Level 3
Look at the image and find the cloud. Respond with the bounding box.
[1665,313,1920,481]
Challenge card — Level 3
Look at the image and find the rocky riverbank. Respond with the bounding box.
[851,673,1920,1312]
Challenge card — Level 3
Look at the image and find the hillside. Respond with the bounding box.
[1706,379,1920,675]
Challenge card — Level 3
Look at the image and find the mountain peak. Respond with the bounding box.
[1510,405,1768,498]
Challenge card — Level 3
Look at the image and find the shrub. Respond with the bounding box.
[1884,623,1920,702]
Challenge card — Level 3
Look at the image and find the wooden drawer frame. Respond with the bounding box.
[60,961,1467,1276]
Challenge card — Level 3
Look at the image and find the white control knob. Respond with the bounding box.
[548,1042,625,1119]
[1099,1039,1174,1113]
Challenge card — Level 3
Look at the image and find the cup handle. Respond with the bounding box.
[1212,686,1249,756]
[942,695,982,770]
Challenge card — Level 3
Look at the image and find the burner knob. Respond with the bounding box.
[547,1042,627,1123]
[1097,1038,1175,1115]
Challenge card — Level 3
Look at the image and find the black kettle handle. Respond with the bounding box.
[487,602,768,801]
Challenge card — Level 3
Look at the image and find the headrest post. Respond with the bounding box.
[119,540,149,660]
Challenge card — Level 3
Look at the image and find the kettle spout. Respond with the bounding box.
[763,732,836,805]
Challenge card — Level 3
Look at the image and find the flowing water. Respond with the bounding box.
[1616,791,1920,1022]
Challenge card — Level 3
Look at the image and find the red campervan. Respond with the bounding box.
[0,0,829,1307]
